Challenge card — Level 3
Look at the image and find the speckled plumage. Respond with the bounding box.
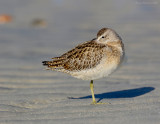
[42,28,125,104]
[43,28,124,80]
[45,40,105,71]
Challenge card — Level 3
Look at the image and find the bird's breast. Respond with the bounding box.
[70,46,124,80]
[70,55,120,80]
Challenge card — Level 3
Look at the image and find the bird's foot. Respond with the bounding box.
[91,101,110,105]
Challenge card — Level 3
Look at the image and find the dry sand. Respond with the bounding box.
[0,0,160,124]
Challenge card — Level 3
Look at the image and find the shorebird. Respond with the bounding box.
[42,28,125,104]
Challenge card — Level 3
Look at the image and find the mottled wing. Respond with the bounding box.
[62,41,106,71]
[43,41,106,72]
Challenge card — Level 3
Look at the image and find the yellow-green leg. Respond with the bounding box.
[90,80,96,104]
[90,80,108,105]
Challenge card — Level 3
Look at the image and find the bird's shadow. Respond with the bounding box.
[68,87,155,102]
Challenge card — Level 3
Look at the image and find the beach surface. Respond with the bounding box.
[0,0,160,124]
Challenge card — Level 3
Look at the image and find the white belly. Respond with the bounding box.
[70,58,119,80]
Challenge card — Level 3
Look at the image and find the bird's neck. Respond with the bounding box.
[107,40,124,56]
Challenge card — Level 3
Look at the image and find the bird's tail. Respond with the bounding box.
[42,57,65,70]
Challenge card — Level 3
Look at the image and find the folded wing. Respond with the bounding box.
[42,41,106,72]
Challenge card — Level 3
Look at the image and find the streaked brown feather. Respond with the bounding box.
[43,40,107,72]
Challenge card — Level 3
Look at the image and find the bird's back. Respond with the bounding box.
[43,40,106,73]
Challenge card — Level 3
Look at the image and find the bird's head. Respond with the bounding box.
[95,28,122,46]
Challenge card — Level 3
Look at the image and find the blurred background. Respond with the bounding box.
[0,0,159,69]
[0,0,160,123]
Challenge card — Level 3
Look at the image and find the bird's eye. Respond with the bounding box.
[102,36,105,38]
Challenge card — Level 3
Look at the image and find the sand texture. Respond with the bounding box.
[0,0,160,124]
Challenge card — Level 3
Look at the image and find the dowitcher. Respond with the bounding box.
[42,28,125,104]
